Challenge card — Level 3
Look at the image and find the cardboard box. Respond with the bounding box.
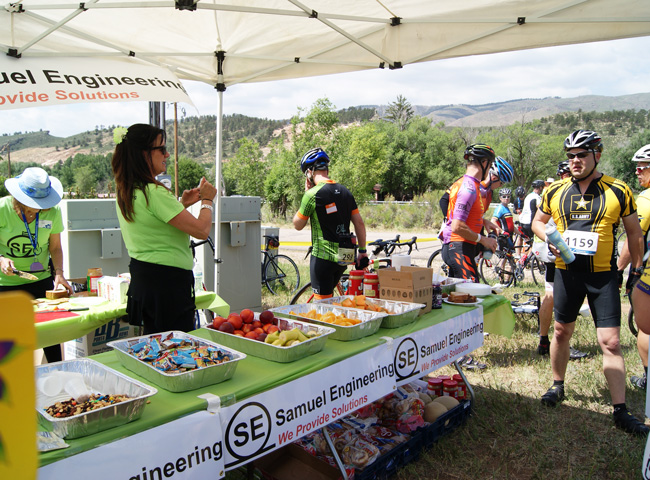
[253,444,342,480]
[377,266,433,314]
[97,275,129,304]
[64,317,138,359]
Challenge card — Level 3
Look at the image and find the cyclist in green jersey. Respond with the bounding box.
[293,148,367,300]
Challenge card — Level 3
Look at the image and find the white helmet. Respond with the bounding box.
[632,144,650,162]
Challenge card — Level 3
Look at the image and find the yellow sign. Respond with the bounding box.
[0,292,37,479]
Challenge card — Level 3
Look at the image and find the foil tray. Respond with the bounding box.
[270,303,386,341]
[315,296,425,329]
[107,331,246,392]
[201,316,335,363]
[36,358,157,439]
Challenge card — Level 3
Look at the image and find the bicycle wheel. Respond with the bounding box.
[529,256,546,286]
[264,254,300,295]
[290,282,315,304]
[289,274,349,304]
[427,249,449,277]
[479,250,516,287]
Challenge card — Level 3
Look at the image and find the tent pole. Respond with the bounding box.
[214,89,224,296]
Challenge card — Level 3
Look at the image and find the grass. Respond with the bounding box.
[259,277,648,480]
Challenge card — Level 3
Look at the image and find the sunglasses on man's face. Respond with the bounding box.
[566,151,592,160]
[636,165,650,175]
[150,145,168,155]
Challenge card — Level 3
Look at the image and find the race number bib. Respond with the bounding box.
[337,247,355,265]
[563,230,598,256]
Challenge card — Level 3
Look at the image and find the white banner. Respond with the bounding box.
[38,410,224,480]
[0,56,193,110]
[220,343,396,469]
[392,307,483,386]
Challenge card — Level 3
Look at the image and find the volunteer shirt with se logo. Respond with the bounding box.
[296,180,358,263]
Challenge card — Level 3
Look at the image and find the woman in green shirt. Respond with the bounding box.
[112,124,216,334]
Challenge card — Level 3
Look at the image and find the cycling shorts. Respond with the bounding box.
[442,241,479,283]
[310,255,347,297]
[637,268,650,295]
[520,223,533,240]
[553,269,620,328]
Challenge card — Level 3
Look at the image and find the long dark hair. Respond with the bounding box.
[112,123,165,222]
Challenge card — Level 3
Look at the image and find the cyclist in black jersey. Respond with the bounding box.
[532,129,648,435]
[293,148,367,299]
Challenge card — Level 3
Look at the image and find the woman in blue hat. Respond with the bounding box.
[0,166,73,362]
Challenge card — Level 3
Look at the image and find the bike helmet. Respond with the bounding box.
[490,156,514,183]
[463,144,495,162]
[564,130,603,153]
[515,186,525,197]
[300,147,330,173]
[531,179,545,189]
[556,160,570,176]
[499,188,511,197]
[632,144,650,162]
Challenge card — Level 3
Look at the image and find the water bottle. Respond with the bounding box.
[545,224,576,264]
[193,260,205,291]
[483,233,497,260]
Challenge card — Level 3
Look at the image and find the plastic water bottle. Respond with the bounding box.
[483,233,497,260]
[545,224,576,264]
[193,261,205,291]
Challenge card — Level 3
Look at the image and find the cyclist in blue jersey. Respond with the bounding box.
[293,148,367,300]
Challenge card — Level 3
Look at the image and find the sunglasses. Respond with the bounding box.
[636,165,650,174]
[566,151,592,160]
[150,145,168,155]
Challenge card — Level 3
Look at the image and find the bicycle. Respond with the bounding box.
[478,234,545,287]
[510,291,541,329]
[261,235,300,296]
[367,235,418,267]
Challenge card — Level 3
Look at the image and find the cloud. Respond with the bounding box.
[1,36,649,137]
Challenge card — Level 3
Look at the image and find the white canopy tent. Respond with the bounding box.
[2,0,650,292]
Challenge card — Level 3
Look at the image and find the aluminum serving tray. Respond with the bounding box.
[201,317,335,363]
[36,357,157,439]
[270,303,386,341]
[107,331,246,392]
[315,296,425,329]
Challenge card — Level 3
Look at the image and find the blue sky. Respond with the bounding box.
[2,36,649,138]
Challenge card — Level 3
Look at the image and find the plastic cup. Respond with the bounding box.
[37,374,64,397]
[64,376,91,400]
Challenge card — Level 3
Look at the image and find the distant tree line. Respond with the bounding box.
[1,101,649,221]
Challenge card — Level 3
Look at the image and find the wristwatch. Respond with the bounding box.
[632,266,644,275]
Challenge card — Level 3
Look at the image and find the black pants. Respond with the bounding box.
[0,277,62,362]
[127,258,196,334]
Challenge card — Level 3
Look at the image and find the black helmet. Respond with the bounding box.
[300,148,330,173]
[532,179,545,189]
[515,186,525,197]
[557,160,570,176]
[463,144,495,162]
[564,130,603,153]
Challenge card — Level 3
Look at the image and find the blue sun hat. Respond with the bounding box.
[5,167,63,209]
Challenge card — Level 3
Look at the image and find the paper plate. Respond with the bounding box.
[69,296,108,307]
[454,283,492,297]
[443,298,483,307]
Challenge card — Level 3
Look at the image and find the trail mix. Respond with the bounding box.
[45,394,131,418]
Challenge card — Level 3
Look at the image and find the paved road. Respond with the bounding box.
[273,227,442,267]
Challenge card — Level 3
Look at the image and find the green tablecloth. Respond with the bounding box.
[39,295,513,467]
[35,291,230,349]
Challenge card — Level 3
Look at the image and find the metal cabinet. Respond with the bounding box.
[59,199,131,279]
